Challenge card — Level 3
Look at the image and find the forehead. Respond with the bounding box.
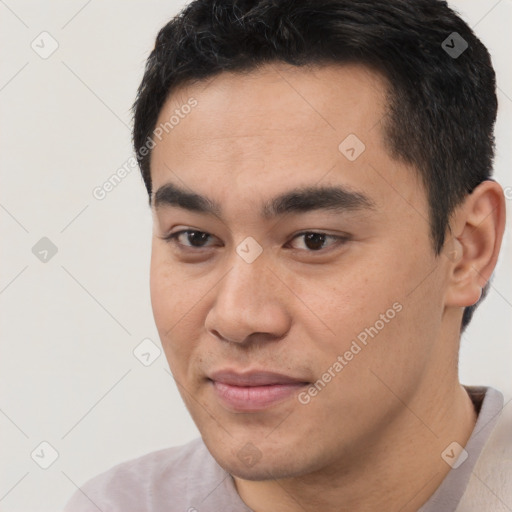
[154,61,388,148]
[149,62,425,221]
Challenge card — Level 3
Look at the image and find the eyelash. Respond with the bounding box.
[160,229,350,254]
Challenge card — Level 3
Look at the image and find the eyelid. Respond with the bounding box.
[286,231,350,253]
[161,228,350,253]
[160,229,219,248]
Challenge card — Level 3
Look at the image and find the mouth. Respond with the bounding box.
[208,370,310,412]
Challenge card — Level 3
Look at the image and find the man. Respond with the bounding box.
[64,0,510,510]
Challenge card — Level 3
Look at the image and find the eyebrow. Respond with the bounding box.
[153,182,375,219]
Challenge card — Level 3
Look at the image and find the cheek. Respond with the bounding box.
[150,248,195,367]
[311,247,434,362]
[149,250,173,332]
[302,261,397,337]
[335,256,441,386]
[150,243,195,323]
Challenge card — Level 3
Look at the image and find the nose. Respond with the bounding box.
[204,253,292,345]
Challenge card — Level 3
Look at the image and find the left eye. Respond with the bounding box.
[163,230,348,253]
[287,231,348,252]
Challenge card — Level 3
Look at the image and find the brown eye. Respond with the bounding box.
[163,230,215,248]
[288,232,349,252]
[303,233,327,251]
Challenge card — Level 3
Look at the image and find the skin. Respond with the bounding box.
[148,62,506,511]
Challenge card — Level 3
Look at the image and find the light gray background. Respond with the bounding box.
[0,1,511,510]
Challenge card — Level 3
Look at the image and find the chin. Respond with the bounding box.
[205,439,318,482]
[221,457,308,481]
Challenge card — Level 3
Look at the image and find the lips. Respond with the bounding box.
[209,370,307,386]
[208,370,309,412]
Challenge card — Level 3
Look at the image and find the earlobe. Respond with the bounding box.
[444,180,506,308]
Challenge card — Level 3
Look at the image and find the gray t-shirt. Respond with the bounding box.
[63,386,504,512]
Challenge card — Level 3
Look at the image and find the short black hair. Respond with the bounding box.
[132,0,498,331]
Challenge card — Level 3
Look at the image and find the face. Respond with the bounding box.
[149,62,450,480]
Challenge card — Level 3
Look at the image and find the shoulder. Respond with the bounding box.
[476,394,512,475]
[457,389,512,511]
[62,437,215,512]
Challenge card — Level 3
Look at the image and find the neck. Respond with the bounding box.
[233,376,477,512]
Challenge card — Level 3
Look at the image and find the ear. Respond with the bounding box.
[444,180,506,308]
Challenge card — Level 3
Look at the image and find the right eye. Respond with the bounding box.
[161,229,219,250]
